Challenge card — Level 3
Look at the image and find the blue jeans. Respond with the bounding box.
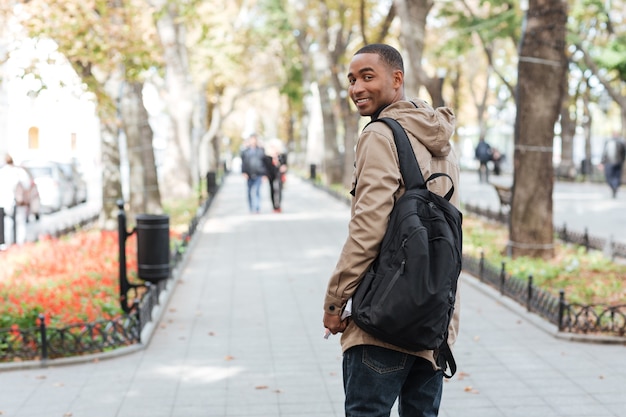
[247,176,263,212]
[343,345,443,417]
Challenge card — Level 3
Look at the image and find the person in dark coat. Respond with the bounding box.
[263,140,288,213]
[601,134,626,198]
[240,134,266,213]
[474,138,492,183]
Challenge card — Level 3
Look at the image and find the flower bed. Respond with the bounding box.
[0,230,141,330]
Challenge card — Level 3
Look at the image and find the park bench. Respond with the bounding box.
[491,183,512,212]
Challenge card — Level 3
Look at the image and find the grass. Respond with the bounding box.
[463,215,626,306]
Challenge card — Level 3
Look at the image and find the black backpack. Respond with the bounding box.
[351,117,462,378]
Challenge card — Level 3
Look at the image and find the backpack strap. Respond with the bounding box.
[372,117,455,201]
[375,117,425,190]
[437,338,458,378]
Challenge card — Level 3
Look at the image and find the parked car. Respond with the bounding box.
[0,163,41,221]
[58,162,88,206]
[20,160,74,213]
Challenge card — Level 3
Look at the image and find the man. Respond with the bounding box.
[474,137,492,183]
[0,154,31,245]
[323,44,460,417]
[240,133,266,213]
[601,134,626,198]
[263,139,288,213]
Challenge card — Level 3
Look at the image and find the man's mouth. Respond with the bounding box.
[355,98,369,106]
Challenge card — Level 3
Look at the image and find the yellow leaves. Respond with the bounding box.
[464,385,480,394]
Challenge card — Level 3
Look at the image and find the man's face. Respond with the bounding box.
[347,53,402,117]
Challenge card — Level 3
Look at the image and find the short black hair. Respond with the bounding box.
[354,44,404,73]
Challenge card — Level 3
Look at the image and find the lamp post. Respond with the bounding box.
[117,200,143,314]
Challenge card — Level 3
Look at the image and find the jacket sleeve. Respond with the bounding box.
[324,127,400,315]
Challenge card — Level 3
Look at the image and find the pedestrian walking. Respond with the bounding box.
[601,133,626,198]
[474,137,492,183]
[263,139,288,213]
[322,43,461,417]
[0,153,30,245]
[240,133,266,213]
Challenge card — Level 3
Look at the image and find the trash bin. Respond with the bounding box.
[135,214,170,283]
[207,171,217,195]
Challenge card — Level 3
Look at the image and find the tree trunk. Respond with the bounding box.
[99,113,124,231]
[120,81,162,218]
[317,80,342,184]
[152,0,197,200]
[581,91,593,178]
[510,0,568,259]
[558,90,576,179]
[394,0,432,98]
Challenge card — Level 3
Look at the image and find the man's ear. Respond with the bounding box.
[393,70,404,89]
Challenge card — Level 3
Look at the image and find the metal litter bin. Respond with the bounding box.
[136,214,170,283]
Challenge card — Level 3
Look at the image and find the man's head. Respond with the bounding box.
[347,44,405,117]
[248,134,258,147]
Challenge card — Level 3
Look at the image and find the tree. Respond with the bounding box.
[17,0,163,227]
[440,0,522,144]
[509,0,568,259]
[149,0,198,200]
[570,0,626,138]
[120,81,162,215]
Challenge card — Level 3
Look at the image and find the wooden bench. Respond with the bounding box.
[491,183,512,211]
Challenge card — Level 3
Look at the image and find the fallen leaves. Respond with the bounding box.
[464,386,480,394]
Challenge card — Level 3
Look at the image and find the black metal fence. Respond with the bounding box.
[463,252,626,337]
[0,175,220,364]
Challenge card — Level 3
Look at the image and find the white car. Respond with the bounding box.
[20,160,74,213]
[58,162,88,205]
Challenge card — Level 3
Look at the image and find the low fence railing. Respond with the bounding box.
[463,252,626,337]
[0,176,220,364]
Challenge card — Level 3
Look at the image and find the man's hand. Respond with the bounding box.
[323,311,348,335]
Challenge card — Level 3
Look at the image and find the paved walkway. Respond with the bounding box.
[460,170,626,245]
[1,173,625,417]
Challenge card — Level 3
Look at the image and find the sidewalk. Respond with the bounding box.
[1,173,625,417]
[459,170,626,245]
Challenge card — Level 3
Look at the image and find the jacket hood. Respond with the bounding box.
[373,99,455,157]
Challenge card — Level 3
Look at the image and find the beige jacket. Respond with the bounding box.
[324,99,461,370]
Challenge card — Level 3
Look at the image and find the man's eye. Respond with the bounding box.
[364,75,373,81]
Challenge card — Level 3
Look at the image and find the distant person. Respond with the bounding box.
[0,154,30,245]
[263,140,288,213]
[240,133,266,213]
[601,134,626,198]
[475,138,492,183]
[491,148,504,176]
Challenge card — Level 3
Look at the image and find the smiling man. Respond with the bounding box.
[322,44,461,417]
